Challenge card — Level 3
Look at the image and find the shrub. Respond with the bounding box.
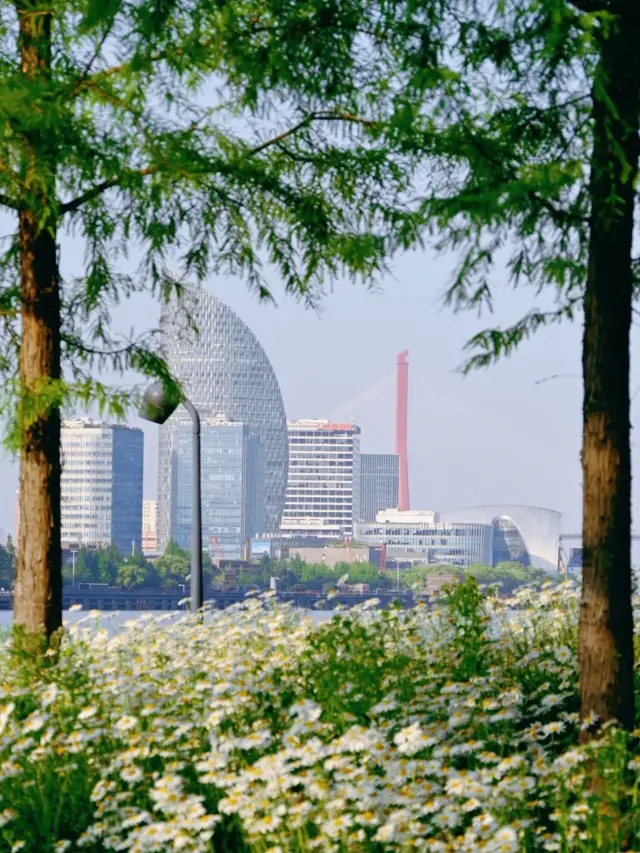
[0,583,639,852]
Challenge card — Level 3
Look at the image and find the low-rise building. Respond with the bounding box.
[290,545,372,567]
[353,509,493,568]
[438,505,561,571]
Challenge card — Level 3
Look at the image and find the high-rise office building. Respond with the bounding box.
[360,453,399,521]
[170,416,265,560]
[157,283,287,549]
[281,419,361,538]
[142,500,158,554]
[61,418,143,553]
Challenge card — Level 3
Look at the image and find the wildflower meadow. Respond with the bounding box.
[0,580,639,853]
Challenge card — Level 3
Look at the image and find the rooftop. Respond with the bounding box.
[61,418,141,432]
[288,419,361,433]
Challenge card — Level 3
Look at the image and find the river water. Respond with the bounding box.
[0,609,333,635]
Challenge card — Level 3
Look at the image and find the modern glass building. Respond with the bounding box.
[170,417,265,560]
[281,420,361,538]
[157,284,288,549]
[61,419,143,553]
[360,453,399,520]
[439,505,561,571]
[353,509,493,567]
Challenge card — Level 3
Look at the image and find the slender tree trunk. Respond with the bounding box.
[13,4,62,640]
[579,8,640,737]
[15,216,61,639]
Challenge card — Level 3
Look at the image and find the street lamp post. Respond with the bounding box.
[70,545,79,587]
[139,381,203,612]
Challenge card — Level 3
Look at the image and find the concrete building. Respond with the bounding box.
[142,500,158,554]
[61,418,143,553]
[438,505,561,571]
[360,453,399,521]
[169,416,265,561]
[354,509,493,568]
[157,283,287,550]
[281,419,361,538]
[290,545,372,567]
[250,534,335,561]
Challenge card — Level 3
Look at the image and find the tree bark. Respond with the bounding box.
[579,6,640,737]
[13,3,62,640]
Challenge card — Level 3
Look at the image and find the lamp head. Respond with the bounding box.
[139,381,182,425]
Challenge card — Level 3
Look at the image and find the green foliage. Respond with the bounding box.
[390,562,550,593]
[381,0,599,366]
[2,584,640,852]
[444,577,490,679]
[0,541,15,587]
[0,0,438,437]
[164,539,189,560]
[5,536,14,562]
[284,558,388,590]
[386,563,458,590]
[152,552,190,591]
[115,562,148,590]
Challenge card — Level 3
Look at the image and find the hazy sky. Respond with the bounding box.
[2,230,614,541]
[6,219,640,551]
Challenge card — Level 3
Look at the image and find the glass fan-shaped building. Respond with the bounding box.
[156,284,288,549]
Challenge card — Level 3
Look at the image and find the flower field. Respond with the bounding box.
[0,580,639,853]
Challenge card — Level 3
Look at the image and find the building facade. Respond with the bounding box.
[157,283,288,549]
[142,500,158,554]
[169,417,265,560]
[353,509,493,568]
[438,505,561,571]
[61,419,144,553]
[281,420,361,538]
[360,453,399,520]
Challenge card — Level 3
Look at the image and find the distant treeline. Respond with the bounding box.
[53,542,551,593]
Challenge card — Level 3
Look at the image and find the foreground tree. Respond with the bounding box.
[2,0,433,641]
[405,0,639,730]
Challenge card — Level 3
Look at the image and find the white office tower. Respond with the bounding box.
[61,418,144,553]
[281,419,361,538]
[142,500,158,554]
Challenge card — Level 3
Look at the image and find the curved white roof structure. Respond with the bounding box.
[438,505,561,571]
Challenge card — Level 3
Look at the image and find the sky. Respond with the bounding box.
[0,236,607,542]
[5,223,640,549]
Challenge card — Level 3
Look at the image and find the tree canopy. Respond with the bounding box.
[7,0,442,637]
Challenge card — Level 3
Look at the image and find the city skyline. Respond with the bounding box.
[18,286,567,570]
[0,248,624,543]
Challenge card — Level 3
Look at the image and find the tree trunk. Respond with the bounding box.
[579,8,640,737]
[14,216,61,639]
[13,4,62,641]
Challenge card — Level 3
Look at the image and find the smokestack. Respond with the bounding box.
[396,350,410,511]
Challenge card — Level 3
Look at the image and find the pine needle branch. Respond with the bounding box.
[60,111,377,215]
